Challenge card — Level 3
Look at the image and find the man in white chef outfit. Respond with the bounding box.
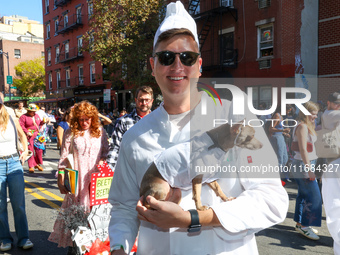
[108,2,289,254]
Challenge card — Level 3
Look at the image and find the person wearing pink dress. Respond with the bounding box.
[19,104,45,173]
[48,101,109,250]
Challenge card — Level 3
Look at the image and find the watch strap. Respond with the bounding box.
[187,209,201,232]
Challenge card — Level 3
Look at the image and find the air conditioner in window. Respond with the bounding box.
[259,0,271,8]
[221,0,233,7]
[259,59,271,69]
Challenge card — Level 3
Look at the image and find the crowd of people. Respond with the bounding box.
[0,1,340,254]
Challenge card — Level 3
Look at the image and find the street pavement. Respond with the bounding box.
[2,142,335,255]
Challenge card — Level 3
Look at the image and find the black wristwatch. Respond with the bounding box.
[187,209,201,233]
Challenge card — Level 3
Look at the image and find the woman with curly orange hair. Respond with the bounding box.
[48,101,109,249]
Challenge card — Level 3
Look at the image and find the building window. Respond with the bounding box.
[54,0,57,9]
[78,65,84,85]
[65,42,69,59]
[14,49,21,59]
[55,46,60,63]
[45,0,50,13]
[90,63,95,83]
[64,14,68,28]
[41,51,45,57]
[46,23,50,39]
[66,68,71,87]
[76,6,82,24]
[56,71,61,88]
[259,0,271,9]
[47,49,51,65]
[78,37,83,56]
[247,86,272,110]
[102,64,110,81]
[54,19,58,34]
[258,24,273,58]
[48,72,52,90]
[221,31,235,65]
[88,1,93,19]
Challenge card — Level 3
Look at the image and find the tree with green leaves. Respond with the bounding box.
[83,0,165,91]
[13,58,45,97]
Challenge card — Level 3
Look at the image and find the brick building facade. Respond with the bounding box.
[0,16,44,98]
[179,0,320,106]
[318,0,340,103]
[42,0,132,110]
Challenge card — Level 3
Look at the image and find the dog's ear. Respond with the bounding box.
[230,123,243,135]
[230,119,245,135]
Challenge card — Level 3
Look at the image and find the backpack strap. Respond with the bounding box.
[9,115,19,154]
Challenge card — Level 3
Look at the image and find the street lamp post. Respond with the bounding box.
[0,50,11,100]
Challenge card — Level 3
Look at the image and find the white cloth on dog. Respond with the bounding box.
[108,96,289,255]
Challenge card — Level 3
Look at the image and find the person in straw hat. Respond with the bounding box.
[19,104,46,173]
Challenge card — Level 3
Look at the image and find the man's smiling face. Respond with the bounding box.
[150,35,202,101]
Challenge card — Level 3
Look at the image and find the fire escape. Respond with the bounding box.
[188,0,238,71]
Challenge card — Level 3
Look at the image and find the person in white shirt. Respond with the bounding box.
[14,101,27,119]
[321,92,340,130]
[322,160,340,255]
[108,2,288,254]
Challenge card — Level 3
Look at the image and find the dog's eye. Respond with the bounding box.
[245,136,253,142]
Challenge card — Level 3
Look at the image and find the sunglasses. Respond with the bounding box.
[154,51,200,66]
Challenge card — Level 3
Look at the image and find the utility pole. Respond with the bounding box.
[0,50,11,100]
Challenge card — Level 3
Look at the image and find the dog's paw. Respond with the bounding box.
[221,196,236,202]
[196,205,209,211]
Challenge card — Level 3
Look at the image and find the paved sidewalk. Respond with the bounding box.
[256,180,334,255]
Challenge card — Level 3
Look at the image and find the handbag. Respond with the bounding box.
[291,123,313,153]
[315,126,340,158]
[291,141,313,153]
[32,116,46,150]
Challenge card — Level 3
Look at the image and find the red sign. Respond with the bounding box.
[247,156,253,163]
[90,161,114,206]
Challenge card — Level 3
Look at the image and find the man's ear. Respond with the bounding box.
[150,57,155,77]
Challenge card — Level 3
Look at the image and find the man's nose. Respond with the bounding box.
[170,55,184,70]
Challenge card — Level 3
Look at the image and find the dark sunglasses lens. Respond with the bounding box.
[158,52,176,66]
[180,52,199,66]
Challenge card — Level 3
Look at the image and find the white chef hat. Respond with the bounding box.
[153,1,199,49]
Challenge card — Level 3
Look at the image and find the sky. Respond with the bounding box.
[0,0,43,24]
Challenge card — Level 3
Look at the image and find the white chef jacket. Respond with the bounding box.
[322,158,340,255]
[322,110,340,130]
[108,97,289,255]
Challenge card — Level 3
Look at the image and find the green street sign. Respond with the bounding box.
[7,76,13,85]
[10,86,17,89]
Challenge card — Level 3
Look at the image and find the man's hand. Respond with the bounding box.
[19,150,28,165]
[57,172,70,194]
[307,171,316,181]
[136,194,190,229]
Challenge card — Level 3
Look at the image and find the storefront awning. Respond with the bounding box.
[32,97,72,104]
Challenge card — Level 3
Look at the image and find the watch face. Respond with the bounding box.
[187,224,202,233]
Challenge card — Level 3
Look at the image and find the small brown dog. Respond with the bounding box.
[140,122,263,211]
